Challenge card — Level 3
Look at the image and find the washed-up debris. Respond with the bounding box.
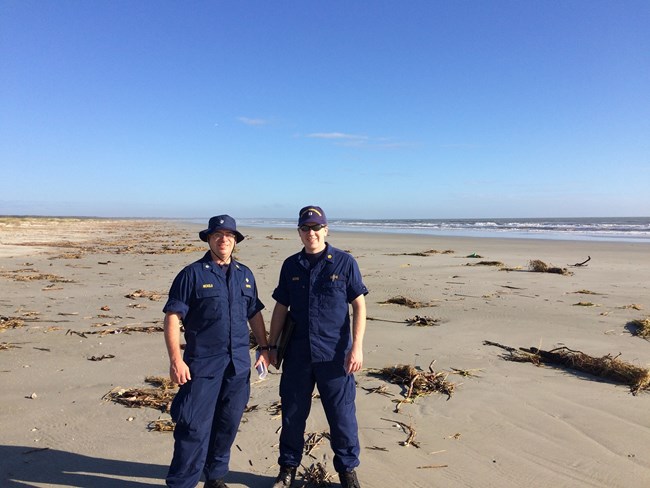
[66,325,163,338]
[0,316,25,331]
[1,342,20,351]
[103,376,178,412]
[361,385,393,397]
[573,302,597,307]
[405,315,440,326]
[571,289,602,295]
[88,354,115,361]
[471,261,505,267]
[386,249,454,256]
[267,400,282,417]
[381,417,420,448]
[619,304,644,310]
[266,235,289,240]
[300,462,334,487]
[466,252,483,258]
[628,318,650,339]
[528,259,571,275]
[379,296,433,309]
[484,340,650,395]
[243,404,258,415]
[0,270,75,283]
[570,256,591,267]
[450,367,483,378]
[148,419,175,432]
[305,431,330,457]
[124,289,165,301]
[370,361,456,411]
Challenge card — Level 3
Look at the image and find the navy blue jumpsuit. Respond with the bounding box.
[272,243,368,473]
[164,251,264,487]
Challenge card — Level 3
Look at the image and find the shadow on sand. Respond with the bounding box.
[0,445,273,487]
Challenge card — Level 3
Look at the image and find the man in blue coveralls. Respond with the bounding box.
[163,215,270,488]
[267,206,368,488]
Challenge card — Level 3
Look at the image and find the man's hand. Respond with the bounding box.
[170,358,191,385]
[345,345,363,374]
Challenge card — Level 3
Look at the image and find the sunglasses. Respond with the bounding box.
[299,224,326,232]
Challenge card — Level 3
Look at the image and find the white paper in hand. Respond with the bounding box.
[255,349,268,379]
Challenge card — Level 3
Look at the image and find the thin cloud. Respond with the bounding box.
[307,132,368,141]
[237,116,269,126]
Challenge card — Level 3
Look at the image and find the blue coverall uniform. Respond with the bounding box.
[272,243,368,473]
[163,251,264,487]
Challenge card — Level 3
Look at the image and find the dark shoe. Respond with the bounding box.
[339,470,361,488]
[204,480,228,488]
[272,465,296,488]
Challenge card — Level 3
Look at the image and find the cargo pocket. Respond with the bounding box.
[170,384,193,426]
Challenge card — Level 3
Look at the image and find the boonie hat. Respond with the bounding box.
[298,206,327,227]
[199,215,245,243]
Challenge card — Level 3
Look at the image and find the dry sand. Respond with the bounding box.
[1,217,649,487]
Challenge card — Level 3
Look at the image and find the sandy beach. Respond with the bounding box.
[1,217,649,488]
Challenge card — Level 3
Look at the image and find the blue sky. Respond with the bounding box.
[2,1,649,219]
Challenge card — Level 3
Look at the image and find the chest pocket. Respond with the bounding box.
[320,280,346,297]
[192,286,222,323]
[195,286,220,299]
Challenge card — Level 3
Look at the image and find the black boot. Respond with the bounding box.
[204,479,228,488]
[272,465,296,488]
[339,470,361,488]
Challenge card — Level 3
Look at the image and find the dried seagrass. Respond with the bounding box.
[0,316,25,330]
[472,260,505,267]
[484,341,650,395]
[386,249,452,256]
[149,419,175,432]
[629,318,650,339]
[300,462,334,487]
[304,431,330,457]
[103,376,178,412]
[405,315,440,326]
[375,361,456,409]
[380,296,430,308]
[66,325,164,338]
[124,289,165,301]
[528,259,571,275]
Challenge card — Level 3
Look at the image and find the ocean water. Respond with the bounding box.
[225,217,650,243]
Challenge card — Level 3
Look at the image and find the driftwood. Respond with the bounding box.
[571,256,591,267]
[381,417,420,448]
[484,341,650,395]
